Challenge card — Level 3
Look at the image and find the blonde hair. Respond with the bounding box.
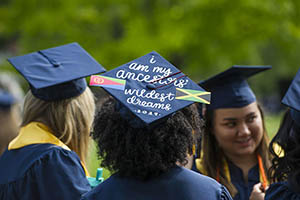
[22,87,95,164]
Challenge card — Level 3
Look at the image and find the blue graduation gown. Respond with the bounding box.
[81,166,233,200]
[265,182,300,200]
[192,158,261,200]
[227,162,260,200]
[0,143,91,199]
[0,122,91,199]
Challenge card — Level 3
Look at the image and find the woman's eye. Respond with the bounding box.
[223,122,236,128]
[247,115,257,123]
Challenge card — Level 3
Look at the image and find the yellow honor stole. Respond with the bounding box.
[8,122,89,176]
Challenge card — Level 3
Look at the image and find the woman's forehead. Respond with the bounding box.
[214,102,259,119]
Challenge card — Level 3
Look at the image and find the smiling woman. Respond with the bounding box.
[193,66,272,200]
[213,102,264,159]
[200,103,270,196]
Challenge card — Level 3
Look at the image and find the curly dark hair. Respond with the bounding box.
[92,96,203,180]
[269,109,300,191]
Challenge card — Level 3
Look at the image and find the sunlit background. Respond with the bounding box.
[1,0,299,177]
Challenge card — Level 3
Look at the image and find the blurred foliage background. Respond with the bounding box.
[1,0,300,99]
[0,0,298,176]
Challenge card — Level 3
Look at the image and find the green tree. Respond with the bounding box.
[1,0,300,95]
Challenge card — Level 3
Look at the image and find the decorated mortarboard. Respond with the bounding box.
[90,51,211,128]
[200,65,272,110]
[8,42,106,101]
[0,89,15,109]
[282,68,300,126]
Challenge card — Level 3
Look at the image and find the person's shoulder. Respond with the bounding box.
[27,144,85,177]
[9,143,80,166]
[82,169,233,200]
[0,144,82,183]
[177,166,220,185]
[169,167,233,200]
[266,182,300,200]
[81,175,117,200]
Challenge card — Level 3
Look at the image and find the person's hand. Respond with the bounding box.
[250,183,268,200]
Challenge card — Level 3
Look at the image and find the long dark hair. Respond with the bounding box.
[201,104,271,196]
[92,97,203,180]
[269,109,300,191]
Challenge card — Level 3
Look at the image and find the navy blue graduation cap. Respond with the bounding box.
[282,68,300,126]
[8,42,106,101]
[90,51,211,128]
[200,65,272,110]
[0,89,15,109]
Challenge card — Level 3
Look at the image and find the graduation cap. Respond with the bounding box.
[200,65,272,110]
[8,42,106,101]
[282,68,300,126]
[90,51,211,128]
[0,89,15,109]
